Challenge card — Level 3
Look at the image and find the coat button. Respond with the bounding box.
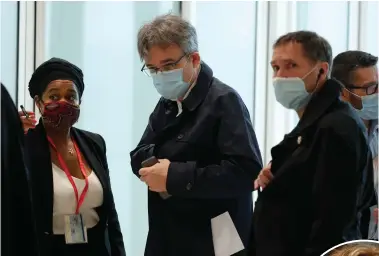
[44,231,50,235]
[177,134,184,140]
[186,183,192,190]
[297,136,302,145]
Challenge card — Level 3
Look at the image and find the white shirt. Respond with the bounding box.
[52,163,104,234]
[176,79,197,116]
[175,66,201,117]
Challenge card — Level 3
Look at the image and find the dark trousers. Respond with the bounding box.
[232,250,247,256]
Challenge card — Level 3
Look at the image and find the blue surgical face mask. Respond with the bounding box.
[354,93,378,120]
[273,67,317,110]
[151,68,190,100]
[152,57,196,101]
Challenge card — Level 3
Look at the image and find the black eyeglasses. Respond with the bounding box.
[346,83,378,95]
[140,54,188,77]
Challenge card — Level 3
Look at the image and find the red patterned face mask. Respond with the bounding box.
[41,101,80,128]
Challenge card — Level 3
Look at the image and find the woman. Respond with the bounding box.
[20,57,126,256]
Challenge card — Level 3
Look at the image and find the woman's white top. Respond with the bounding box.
[52,163,104,235]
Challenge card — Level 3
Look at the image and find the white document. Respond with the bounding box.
[211,211,245,256]
[368,205,378,240]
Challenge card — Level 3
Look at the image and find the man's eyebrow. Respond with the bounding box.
[159,58,176,64]
[146,58,176,68]
[270,58,295,65]
[360,81,378,87]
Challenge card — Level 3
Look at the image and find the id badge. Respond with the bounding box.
[64,214,88,244]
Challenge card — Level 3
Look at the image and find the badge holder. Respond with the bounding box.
[48,137,90,245]
[64,214,88,244]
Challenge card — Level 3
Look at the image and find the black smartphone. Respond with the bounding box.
[141,156,159,167]
[20,105,29,119]
[141,156,172,199]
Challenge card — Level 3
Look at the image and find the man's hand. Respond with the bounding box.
[139,159,170,192]
[254,162,274,190]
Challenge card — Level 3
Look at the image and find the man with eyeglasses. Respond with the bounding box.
[130,14,263,256]
[331,50,379,240]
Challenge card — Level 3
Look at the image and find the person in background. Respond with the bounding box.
[20,58,126,256]
[331,50,378,240]
[250,31,370,256]
[327,242,379,256]
[1,83,40,256]
[130,14,262,256]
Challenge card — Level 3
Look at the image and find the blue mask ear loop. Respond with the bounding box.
[297,68,324,115]
[300,65,321,96]
[341,86,365,110]
[299,67,323,111]
[184,55,196,86]
[309,68,323,96]
[179,56,197,101]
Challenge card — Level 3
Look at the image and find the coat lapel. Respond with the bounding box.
[26,123,110,232]
[26,122,54,233]
[71,128,109,212]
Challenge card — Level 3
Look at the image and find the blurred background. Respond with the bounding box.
[1,1,378,255]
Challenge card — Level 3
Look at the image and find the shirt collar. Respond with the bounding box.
[175,62,214,116]
[176,80,196,116]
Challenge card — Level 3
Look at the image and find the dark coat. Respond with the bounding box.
[130,63,263,256]
[1,84,40,256]
[249,79,372,256]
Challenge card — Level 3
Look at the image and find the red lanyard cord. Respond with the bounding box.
[47,136,89,214]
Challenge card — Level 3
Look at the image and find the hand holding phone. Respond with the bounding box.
[141,156,172,200]
[141,156,159,168]
[19,105,37,133]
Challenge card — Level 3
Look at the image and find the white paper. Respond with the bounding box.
[368,205,378,240]
[211,211,245,256]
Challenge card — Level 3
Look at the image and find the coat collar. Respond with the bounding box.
[288,78,343,137]
[161,61,214,113]
[182,61,213,112]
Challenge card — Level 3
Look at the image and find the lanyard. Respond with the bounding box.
[47,136,89,214]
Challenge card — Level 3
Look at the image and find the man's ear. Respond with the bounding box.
[320,62,329,79]
[341,88,363,110]
[191,52,201,68]
[340,88,349,99]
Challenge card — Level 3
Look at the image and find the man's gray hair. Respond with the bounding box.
[137,14,198,61]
